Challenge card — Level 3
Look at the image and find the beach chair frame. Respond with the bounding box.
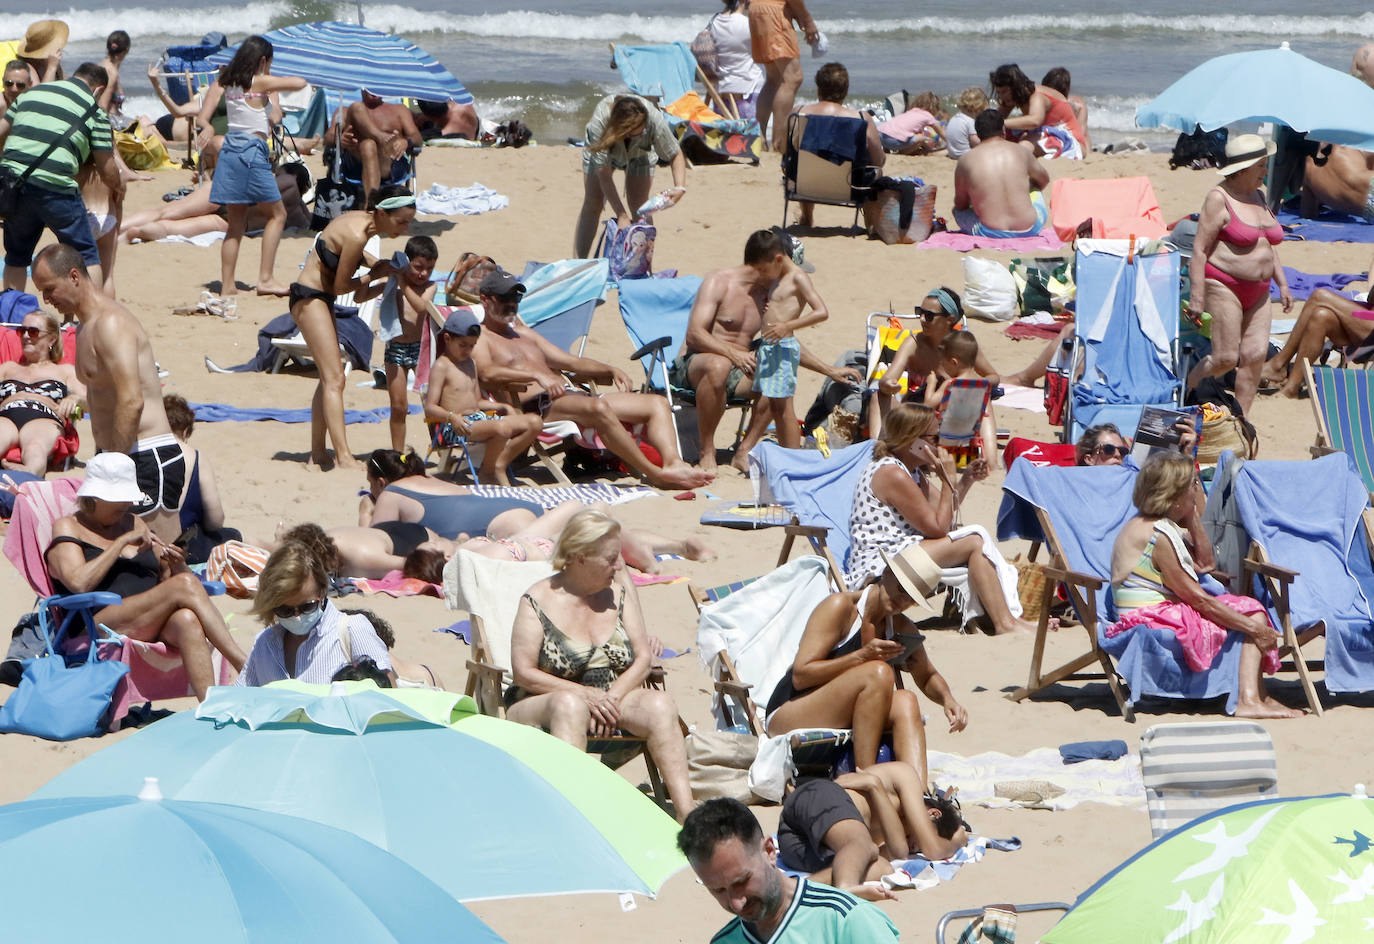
[1238,541,1325,717]
[935,902,1071,944]
[1304,357,1374,502]
[782,113,872,234]
[271,238,381,375]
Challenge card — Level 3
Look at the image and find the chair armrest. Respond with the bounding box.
[464,659,509,684]
[1310,445,1337,459]
[647,665,666,687]
[1041,566,1102,590]
[782,523,828,541]
[630,336,673,362]
[714,679,754,700]
[1242,557,1299,584]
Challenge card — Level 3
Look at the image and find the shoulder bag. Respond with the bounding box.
[0,93,104,221]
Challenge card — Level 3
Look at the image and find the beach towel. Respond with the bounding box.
[0,289,40,325]
[517,258,611,329]
[798,114,866,166]
[1048,176,1166,243]
[888,836,1016,891]
[1231,453,1374,693]
[3,477,82,596]
[994,384,1048,415]
[749,439,876,569]
[928,746,1146,811]
[186,400,419,424]
[1270,265,1366,301]
[350,570,442,598]
[918,230,1063,252]
[465,483,655,508]
[155,231,226,247]
[1276,206,1374,243]
[442,549,553,672]
[414,182,509,216]
[1059,739,1128,764]
[223,311,373,373]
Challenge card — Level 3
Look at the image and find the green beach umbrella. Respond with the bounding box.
[33,682,686,902]
[1044,788,1374,944]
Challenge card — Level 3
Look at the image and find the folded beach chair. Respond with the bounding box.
[270,236,381,374]
[443,549,680,805]
[1304,359,1374,500]
[936,903,1071,944]
[1,479,233,728]
[1047,176,1167,244]
[1139,720,1278,840]
[618,276,750,463]
[1062,239,1184,442]
[782,112,873,233]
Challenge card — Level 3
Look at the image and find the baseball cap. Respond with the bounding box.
[771,226,815,273]
[442,308,482,336]
[478,269,526,298]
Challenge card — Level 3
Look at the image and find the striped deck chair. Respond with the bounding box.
[1139,721,1278,839]
[937,377,994,467]
[936,903,1070,944]
[1304,359,1374,500]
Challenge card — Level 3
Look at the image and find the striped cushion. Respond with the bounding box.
[1140,721,1277,839]
[1310,364,1374,495]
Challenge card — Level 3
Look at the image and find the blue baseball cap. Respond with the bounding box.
[441,308,482,336]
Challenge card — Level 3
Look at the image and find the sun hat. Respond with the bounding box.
[879,543,942,617]
[1217,133,1276,177]
[16,20,70,60]
[478,268,525,297]
[77,453,151,505]
[441,308,481,336]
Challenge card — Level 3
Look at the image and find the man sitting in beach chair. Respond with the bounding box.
[469,267,713,490]
[952,109,1051,239]
[790,62,886,229]
[333,87,422,195]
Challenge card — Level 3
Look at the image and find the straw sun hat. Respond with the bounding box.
[16,20,70,60]
[879,543,942,617]
[1217,133,1276,177]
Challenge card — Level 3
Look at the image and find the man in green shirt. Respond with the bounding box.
[0,62,122,293]
[679,798,902,943]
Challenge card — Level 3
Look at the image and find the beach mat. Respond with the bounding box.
[187,401,420,424]
[1277,207,1374,243]
[1271,265,1366,301]
[920,230,1064,252]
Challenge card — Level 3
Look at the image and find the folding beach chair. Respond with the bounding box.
[935,903,1071,944]
[865,311,925,393]
[1304,359,1374,500]
[270,236,381,375]
[443,549,680,806]
[782,113,873,233]
[1139,720,1278,840]
[618,276,750,463]
[1062,239,1185,442]
[937,378,994,467]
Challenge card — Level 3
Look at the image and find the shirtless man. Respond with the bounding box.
[1300,143,1374,223]
[32,243,184,540]
[414,98,479,140]
[470,268,713,490]
[676,229,860,472]
[339,87,422,195]
[791,62,884,228]
[952,109,1051,238]
[1354,44,1374,89]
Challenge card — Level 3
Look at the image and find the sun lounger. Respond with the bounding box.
[1139,720,1277,840]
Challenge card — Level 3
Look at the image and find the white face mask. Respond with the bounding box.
[280,603,324,636]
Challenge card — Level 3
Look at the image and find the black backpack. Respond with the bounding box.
[1169,125,1228,170]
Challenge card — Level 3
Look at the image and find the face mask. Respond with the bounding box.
[280,604,324,636]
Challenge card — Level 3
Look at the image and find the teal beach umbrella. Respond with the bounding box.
[1044,788,1374,943]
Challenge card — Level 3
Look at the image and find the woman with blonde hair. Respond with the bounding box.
[0,310,84,475]
[573,93,687,257]
[848,403,1035,634]
[505,509,695,821]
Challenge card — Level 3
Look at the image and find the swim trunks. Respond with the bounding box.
[128,433,187,516]
[384,338,421,369]
[668,350,748,401]
[431,413,493,448]
[749,0,799,64]
[754,336,801,398]
[954,190,1051,239]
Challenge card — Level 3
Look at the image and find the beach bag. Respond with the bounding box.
[691,17,720,83]
[0,603,129,741]
[444,252,500,303]
[205,540,271,599]
[309,176,364,231]
[961,257,1019,322]
[1013,554,1050,624]
[1197,404,1258,463]
[1170,125,1228,170]
[686,729,759,804]
[597,219,656,282]
[114,127,172,171]
[871,177,936,244]
[1044,367,1070,427]
[1010,257,1075,316]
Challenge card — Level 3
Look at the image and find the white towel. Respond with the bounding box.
[939,524,1023,625]
[443,549,552,672]
[416,182,510,216]
[928,746,1146,811]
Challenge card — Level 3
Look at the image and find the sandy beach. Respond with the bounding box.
[3,141,1372,942]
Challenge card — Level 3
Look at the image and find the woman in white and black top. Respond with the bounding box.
[708,1,764,119]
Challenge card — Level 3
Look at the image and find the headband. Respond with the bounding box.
[926,288,959,318]
[376,195,416,211]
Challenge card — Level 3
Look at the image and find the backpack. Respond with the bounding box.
[1169,125,1228,170]
[596,219,656,282]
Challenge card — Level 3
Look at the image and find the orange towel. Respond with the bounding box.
[1049,176,1167,243]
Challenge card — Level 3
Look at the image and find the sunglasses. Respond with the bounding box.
[15,326,48,339]
[917,308,947,321]
[273,598,323,620]
[1093,443,1127,457]
[3,80,28,90]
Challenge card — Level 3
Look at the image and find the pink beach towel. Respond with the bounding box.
[1106,594,1282,675]
[350,570,443,598]
[4,477,82,596]
[918,230,1064,252]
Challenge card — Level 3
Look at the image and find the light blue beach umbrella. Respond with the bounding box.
[33,683,687,902]
[1135,42,1374,150]
[0,790,505,943]
[207,21,472,106]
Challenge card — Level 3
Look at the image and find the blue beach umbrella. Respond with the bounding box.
[0,790,505,943]
[207,21,472,106]
[1135,42,1374,150]
[33,683,687,902]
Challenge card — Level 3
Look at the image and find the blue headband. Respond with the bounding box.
[926,288,958,318]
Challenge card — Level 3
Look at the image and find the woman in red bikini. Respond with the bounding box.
[1185,134,1293,415]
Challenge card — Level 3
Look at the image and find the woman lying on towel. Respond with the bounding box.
[765,543,966,786]
[1108,451,1303,719]
[849,403,1037,635]
[504,510,696,821]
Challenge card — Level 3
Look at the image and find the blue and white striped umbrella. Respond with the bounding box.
[208,21,472,105]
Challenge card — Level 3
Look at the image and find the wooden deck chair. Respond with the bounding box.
[782,112,873,233]
[1139,721,1277,839]
[445,549,681,807]
[1304,358,1374,501]
[935,903,1070,944]
[271,235,381,374]
[1238,540,1325,717]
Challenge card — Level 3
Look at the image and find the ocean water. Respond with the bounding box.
[4,1,1369,144]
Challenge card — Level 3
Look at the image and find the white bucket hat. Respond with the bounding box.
[879,543,942,617]
[77,453,150,505]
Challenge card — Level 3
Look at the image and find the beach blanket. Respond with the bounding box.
[1276,207,1374,243]
[1270,265,1366,301]
[889,836,1018,890]
[919,230,1064,252]
[465,483,655,508]
[928,747,1146,811]
[187,401,419,424]
[994,384,1048,414]
[1004,320,1067,341]
[415,182,510,216]
[349,571,442,598]
[155,231,226,247]
[3,477,82,596]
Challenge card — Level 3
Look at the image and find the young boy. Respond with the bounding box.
[423,309,541,485]
[751,234,830,458]
[370,235,439,451]
[924,329,999,471]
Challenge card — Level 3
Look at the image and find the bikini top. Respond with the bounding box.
[0,377,68,401]
[314,234,342,272]
[1217,191,1284,248]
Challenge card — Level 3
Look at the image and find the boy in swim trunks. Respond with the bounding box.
[423,308,541,485]
[365,235,438,451]
[753,231,829,454]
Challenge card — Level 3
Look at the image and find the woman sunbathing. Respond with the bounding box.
[1108,451,1302,719]
[362,449,543,540]
[765,543,965,783]
[1262,285,1374,397]
[0,311,83,476]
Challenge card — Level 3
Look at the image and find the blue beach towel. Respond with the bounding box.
[188,401,419,424]
[750,440,876,571]
[1276,207,1374,243]
[1271,266,1366,301]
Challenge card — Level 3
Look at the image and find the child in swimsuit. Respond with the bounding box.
[422,308,542,485]
[750,240,828,460]
[364,235,439,452]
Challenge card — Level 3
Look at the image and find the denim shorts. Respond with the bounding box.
[209,132,281,206]
[1,179,100,268]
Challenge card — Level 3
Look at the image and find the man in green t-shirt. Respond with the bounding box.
[0,61,122,293]
[679,798,901,943]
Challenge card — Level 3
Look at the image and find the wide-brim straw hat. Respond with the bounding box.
[879,543,942,617]
[1217,133,1276,177]
[16,20,70,60]
[77,453,151,505]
